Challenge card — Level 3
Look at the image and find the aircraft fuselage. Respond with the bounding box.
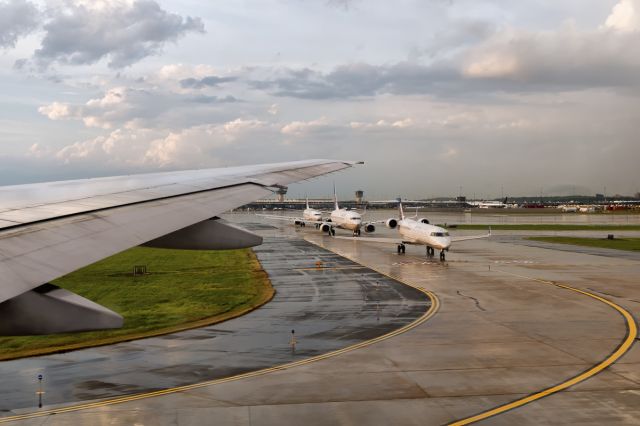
[330,209,362,231]
[397,219,451,250]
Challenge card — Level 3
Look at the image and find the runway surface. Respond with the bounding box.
[0,236,429,416]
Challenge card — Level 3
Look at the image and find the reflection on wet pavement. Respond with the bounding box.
[0,237,429,414]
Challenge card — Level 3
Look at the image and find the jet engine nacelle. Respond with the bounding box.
[143,217,262,250]
[386,218,398,229]
[0,284,123,335]
[418,218,430,224]
[364,224,375,233]
[321,223,332,233]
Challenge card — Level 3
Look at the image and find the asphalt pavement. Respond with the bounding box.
[0,236,429,415]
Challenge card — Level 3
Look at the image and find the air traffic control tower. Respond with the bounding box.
[276,187,287,202]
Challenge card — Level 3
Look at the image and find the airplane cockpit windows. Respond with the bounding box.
[430,232,450,237]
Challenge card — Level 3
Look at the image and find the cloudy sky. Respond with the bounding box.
[1,0,639,199]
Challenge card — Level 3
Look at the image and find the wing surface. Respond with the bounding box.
[0,159,360,304]
[450,228,491,242]
[333,236,405,244]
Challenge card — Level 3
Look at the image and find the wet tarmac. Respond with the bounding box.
[0,237,429,415]
[6,214,640,425]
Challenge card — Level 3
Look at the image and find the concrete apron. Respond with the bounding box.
[5,231,640,425]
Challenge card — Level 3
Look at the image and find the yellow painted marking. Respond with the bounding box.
[449,269,638,426]
[294,266,367,271]
[0,261,439,423]
[313,237,637,425]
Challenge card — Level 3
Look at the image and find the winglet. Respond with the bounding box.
[333,183,339,210]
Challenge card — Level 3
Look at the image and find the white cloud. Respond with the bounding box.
[349,117,413,130]
[26,142,51,158]
[439,146,459,160]
[38,102,74,120]
[268,103,279,115]
[223,118,266,134]
[39,83,242,130]
[462,1,640,87]
[54,117,272,167]
[605,0,640,32]
[280,117,329,135]
[22,0,205,69]
[144,130,202,166]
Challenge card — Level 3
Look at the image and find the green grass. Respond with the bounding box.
[441,224,640,231]
[527,237,640,252]
[0,247,273,360]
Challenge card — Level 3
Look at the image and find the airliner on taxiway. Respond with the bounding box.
[336,200,490,261]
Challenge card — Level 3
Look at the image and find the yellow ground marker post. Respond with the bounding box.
[449,270,638,425]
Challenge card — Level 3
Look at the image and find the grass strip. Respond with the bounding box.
[442,224,640,231]
[526,236,640,252]
[0,247,273,361]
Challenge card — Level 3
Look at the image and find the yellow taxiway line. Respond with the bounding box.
[449,269,638,425]
[311,237,637,424]
[294,266,367,271]
[0,266,439,423]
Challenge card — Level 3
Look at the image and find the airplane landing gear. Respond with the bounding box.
[397,244,406,254]
[439,250,445,261]
[330,228,336,236]
[353,229,361,237]
[426,247,435,257]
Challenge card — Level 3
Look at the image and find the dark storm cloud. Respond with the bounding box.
[464,28,640,89]
[32,0,204,69]
[179,75,237,89]
[250,62,472,99]
[0,0,39,48]
[251,25,640,100]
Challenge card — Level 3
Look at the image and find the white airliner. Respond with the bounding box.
[323,186,377,236]
[0,159,361,335]
[260,186,377,236]
[468,197,508,209]
[336,200,490,261]
[258,197,324,228]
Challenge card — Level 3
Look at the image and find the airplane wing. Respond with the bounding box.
[333,236,412,244]
[257,214,305,222]
[450,228,491,242]
[0,159,361,335]
[256,214,323,224]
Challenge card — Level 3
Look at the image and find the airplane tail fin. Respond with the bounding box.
[398,198,405,220]
[333,183,339,210]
